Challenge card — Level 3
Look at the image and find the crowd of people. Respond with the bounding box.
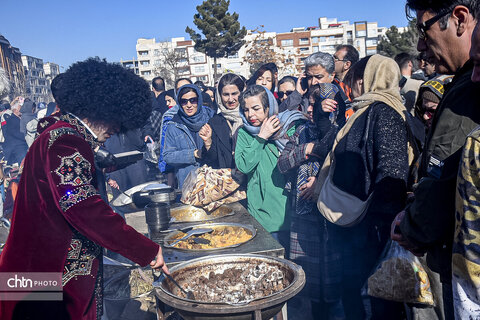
[1,0,480,319]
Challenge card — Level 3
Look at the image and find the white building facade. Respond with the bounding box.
[125,17,389,86]
[21,55,51,103]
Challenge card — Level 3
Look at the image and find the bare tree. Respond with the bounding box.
[243,26,299,77]
[153,43,189,88]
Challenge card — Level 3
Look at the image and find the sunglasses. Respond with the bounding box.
[278,90,294,99]
[179,97,198,106]
[416,9,451,40]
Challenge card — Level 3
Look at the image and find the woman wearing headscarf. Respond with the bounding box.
[235,84,305,252]
[318,54,414,319]
[164,89,176,109]
[199,73,245,169]
[162,84,214,188]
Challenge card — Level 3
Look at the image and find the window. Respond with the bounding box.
[178,67,190,75]
[299,47,309,52]
[175,48,187,55]
[366,49,377,55]
[356,30,367,37]
[154,49,160,56]
[192,55,206,63]
[312,46,319,53]
[319,37,326,42]
[154,60,161,66]
[141,71,151,76]
[196,75,207,82]
[141,61,150,66]
[138,51,149,56]
[366,39,378,47]
[321,45,335,51]
[299,38,309,45]
[211,63,221,69]
[194,66,205,73]
[311,37,319,44]
[281,39,293,47]
[178,58,188,63]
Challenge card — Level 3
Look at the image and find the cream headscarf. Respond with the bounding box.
[316,54,416,191]
[216,73,244,135]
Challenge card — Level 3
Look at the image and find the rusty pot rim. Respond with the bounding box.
[154,253,305,310]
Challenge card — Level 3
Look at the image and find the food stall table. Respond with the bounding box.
[124,202,287,319]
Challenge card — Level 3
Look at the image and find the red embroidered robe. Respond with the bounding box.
[0,115,159,319]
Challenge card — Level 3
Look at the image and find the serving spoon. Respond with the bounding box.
[104,256,195,300]
[169,227,213,247]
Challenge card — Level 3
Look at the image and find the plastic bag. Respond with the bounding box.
[366,240,434,306]
[144,137,159,164]
[181,165,246,211]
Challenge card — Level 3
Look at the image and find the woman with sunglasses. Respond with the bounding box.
[199,73,245,169]
[162,84,214,188]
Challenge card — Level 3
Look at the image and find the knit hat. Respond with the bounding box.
[418,78,445,102]
[422,90,440,104]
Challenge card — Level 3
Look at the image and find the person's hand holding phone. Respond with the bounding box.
[296,74,308,96]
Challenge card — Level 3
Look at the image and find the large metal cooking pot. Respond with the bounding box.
[163,223,256,251]
[111,182,175,212]
[154,254,305,320]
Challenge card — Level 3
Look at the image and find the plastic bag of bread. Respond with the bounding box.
[367,240,434,306]
[181,165,246,210]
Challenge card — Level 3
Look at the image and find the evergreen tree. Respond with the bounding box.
[186,0,247,82]
[377,19,419,58]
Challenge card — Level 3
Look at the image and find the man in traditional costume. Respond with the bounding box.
[0,58,168,320]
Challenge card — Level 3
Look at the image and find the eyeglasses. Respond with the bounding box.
[417,9,452,40]
[179,97,198,106]
[278,90,294,99]
[333,55,346,62]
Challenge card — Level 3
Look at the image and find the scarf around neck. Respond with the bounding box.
[216,74,244,135]
[240,86,306,152]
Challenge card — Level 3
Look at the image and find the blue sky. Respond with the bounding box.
[1,0,409,70]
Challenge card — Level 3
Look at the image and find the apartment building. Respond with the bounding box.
[0,34,25,99]
[126,17,388,85]
[43,62,60,98]
[276,17,386,72]
[120,58,140,75]
[22,55,51,103]
[133,37,249,85]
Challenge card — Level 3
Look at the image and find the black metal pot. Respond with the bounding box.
[145,202,171,235]
[131,186,175,208]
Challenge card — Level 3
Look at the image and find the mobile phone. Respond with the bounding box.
[300,75,309,91]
